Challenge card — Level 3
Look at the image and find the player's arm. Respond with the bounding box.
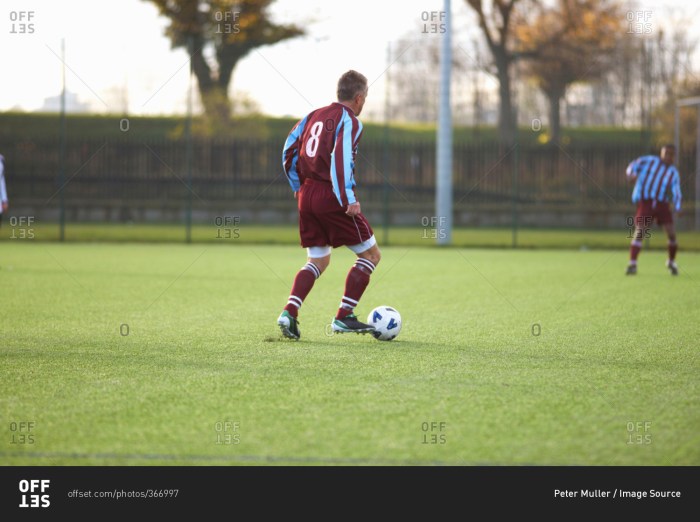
[345,129,365,216]
[330,111,363,210]
[0,165,7,212]
[671,169,682,213]
[625,158,639,183]
[282,116,308,194]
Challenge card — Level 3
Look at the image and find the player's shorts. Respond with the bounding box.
[297,178,374,250]
[634,200,673,227]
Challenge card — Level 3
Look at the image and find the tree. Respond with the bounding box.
[147,0,303,128]
[652,26,699,101]
[515,0,623,144]
[607,35,641,127]
[387,35,469,124]
[465,0,531,145]
[651,22,700,147]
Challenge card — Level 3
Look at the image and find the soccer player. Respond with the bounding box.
[277,70,380,340]
[0,154,8,227]
[625,144,682,275]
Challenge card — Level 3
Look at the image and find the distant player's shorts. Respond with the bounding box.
[634,200,673,227]
[297,179,374,250]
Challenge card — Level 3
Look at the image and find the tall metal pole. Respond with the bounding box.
[472,38,480,142]
[59,38,66,242]
[674,104,680,157]
[185,35,194,244]
[640,39,646,148]
[696,107,700,231]
[382,41,391,246]
[512,138,519,248]
[673,97,700,231]
[436,0,452,245]
[674,102,680,237]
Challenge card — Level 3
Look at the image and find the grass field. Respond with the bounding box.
[1,242,699,466]
[4,222,700,251]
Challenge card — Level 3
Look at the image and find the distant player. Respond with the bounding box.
[277,70,380,340]
[625,144,682,275]
[0,154,8,227]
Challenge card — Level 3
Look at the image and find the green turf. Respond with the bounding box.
[1,242,698,465]
[4,223,700,251]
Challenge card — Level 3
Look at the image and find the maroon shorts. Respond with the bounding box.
[634,200,673,227]
[297,179,374,248]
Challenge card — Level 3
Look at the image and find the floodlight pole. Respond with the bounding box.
[59,38,66,242]
[697,107,700,231]
[675,96,700,231]
[185,35,194,244]
[383,41,391,246]
[436,0,452,245]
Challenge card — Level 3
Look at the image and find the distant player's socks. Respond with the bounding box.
[629,240,642,263]
[668,240,678,261]
[284,262,321,317]
[336,258,375,320]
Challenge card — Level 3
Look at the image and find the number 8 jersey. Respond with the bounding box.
[282,102,364,208]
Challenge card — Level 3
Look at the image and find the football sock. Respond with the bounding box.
[336,258,375,320]
[629,240,642,264]
[284,262,321,318]
[668,240,677,261]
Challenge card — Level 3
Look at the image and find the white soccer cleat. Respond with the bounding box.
[666,260,679,276]
[277,310,300,339]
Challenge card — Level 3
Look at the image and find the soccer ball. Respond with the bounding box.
[367,306,402,341]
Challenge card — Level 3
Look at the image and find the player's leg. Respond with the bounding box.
[278,184,333,339]
[662,220,678,275]
[284,251,331,318]
[627,203,650,275]
[627,226,644,275]
[332,239,381,334]
[278,249,330,340]
[317,197,378,334]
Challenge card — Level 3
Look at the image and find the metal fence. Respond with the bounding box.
[1,137,697,230]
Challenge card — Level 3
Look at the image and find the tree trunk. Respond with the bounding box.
[190,40,232,124]
[201,86,232,122]
[547,88,564,145]
[494,49,516,145]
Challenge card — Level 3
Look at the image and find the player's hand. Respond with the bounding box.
[346,202,361,216]
[293,192,298,200]
[1,202,7,212]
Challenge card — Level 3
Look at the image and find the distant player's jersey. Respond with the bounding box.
[282,102,363,207]
[626,155,682,211]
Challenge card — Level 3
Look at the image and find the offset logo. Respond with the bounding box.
[19,479,50,508]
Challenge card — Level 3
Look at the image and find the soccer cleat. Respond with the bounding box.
[666,260,679,276]
[278,310,300,340]
[625,264,637,275]
[332,313,376,334]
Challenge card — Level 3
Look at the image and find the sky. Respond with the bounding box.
[1,0,698,121]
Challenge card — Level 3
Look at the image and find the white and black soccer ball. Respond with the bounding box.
[367,306,402,341]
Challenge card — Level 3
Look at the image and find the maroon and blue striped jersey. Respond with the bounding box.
[282,102,363,207]
[626,155,682,211]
